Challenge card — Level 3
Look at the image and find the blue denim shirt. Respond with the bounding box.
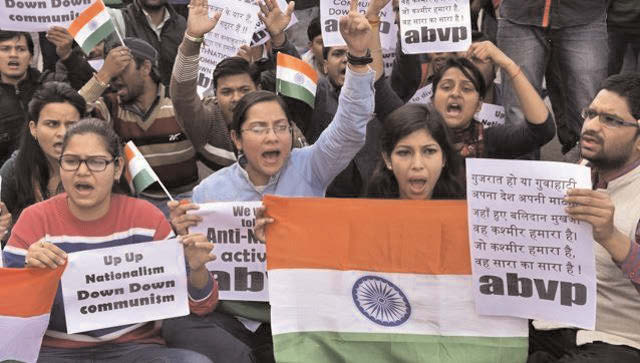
[192,67,375,203]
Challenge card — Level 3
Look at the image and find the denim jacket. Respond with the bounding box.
[192,67,375,203]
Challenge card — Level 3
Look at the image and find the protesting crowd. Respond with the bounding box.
[0,0,639,361]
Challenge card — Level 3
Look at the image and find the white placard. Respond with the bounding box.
[0,0,91,32]
[466,158,596,330]
[251,0,297,46]
[475,103,505,128]
[61,239,189,334]
[399,0,471,54]
[320,0,397,49]
[409,83,432,104]
[382,48,396,77]
[189,201,267,301]
[197,0,260,97]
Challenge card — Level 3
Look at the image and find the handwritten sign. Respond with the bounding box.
[197,0,259,97]
[399,0,471,54]
[250,0,297,46]
[320,0,397,49]
[61,240,189,334]
[0,0,92,32]
[189,201,267,301]
[475,103,505,128]
[409,83,433,104]
[466,158,596,329]
[382,48,396,77]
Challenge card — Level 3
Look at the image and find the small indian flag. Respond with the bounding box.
[0,265,65,362]
[67,0,115,54]
[276,52,318,109]
[264,196,528,363]
[124,141,160,194]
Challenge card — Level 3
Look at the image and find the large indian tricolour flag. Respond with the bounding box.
[276,52,318,109]
[0,265,65,362]
[264,196,528,363]
[67,0,115,54]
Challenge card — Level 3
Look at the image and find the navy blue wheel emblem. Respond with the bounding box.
[352,275,411,327]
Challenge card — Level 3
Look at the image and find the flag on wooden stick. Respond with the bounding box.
[67,0,116,54]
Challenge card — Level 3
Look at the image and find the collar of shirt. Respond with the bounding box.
[142,7,170,39]
[121,83,164,120]
[589,157,640,189]
[238,154,283,193]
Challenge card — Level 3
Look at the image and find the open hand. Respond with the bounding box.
[186,0,221,38]
[0,202,11,239]
[258,0,294,39]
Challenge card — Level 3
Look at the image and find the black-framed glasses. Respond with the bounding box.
[59,155,115,172]
[581,108,639,128]
[241,124,292,137]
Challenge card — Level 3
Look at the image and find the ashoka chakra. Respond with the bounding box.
[352,275,411,327]
[293,72,305,84]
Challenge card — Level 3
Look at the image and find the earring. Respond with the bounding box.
[386,165,392,170]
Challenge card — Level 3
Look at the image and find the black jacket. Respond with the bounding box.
[121,0,186,87]
[500,0,607,29]
[0,68,46,166]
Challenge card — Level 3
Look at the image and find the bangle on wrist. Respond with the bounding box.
[347,49,373,66]
[94,72,110,88]
[367,15,381,26]
[509,66,522,81]
[184,32,204,43]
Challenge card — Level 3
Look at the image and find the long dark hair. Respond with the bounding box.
[367,103,465,199]
[431,57,487,103]
[13,82,86,217]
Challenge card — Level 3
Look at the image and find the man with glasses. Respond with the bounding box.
[528,73,640,363]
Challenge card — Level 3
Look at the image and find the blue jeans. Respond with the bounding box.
[38,342,212,363]
[497,19,608,153]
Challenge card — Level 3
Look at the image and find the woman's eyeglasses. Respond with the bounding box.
[59,156,115,172]
[241,124,292,137]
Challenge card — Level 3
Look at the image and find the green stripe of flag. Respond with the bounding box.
[132,168,157,194]
[273,331,527,363]
[276,79,315,109]
[80,21,115,54]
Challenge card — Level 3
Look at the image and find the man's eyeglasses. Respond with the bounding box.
[581,108,639,128]
[59,155,115,172]
[241,124,291,137]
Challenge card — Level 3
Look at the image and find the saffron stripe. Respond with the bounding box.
[263,196,470,274]
[277,52,319,83]
[0,266,64,317]
[68,0,106,36]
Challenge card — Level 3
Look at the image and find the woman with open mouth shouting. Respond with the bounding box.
[429,41,555,158]
[164,0,376,361]
[365,0,555,160]
[0,82,86,246]
[3,119,216,362]
[366,103,465,201]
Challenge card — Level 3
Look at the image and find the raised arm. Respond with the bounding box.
[170,0,237,166]
[306,0,375,187]
[467,41,549,124]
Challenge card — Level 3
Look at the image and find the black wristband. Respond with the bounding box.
[347,49,373,66]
